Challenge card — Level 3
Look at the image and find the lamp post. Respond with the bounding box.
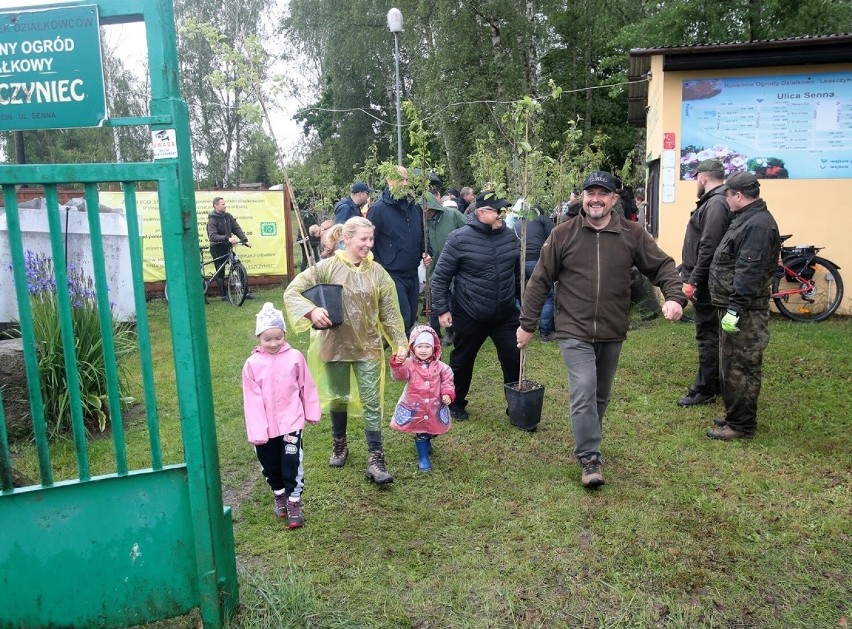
[387,8,403,166]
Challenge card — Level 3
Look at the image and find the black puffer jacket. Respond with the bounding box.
[709,199,780,312]
[431,213,520,322]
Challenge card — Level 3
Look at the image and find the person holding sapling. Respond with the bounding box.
[517,171,686,489]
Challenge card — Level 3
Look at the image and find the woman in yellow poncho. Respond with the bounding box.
[283,216,408,485]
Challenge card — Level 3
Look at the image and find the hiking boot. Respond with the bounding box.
[677,390,716,407]
[579,457,605,488]
[706,425,754,441]
[286,498,304,529]
[273,492,288,519]
[713,416,728,427]
[365,450,394,484]
[329,436,348,468]
[449,405,469,421]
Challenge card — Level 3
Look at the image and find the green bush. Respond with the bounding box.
[21,251,136,439]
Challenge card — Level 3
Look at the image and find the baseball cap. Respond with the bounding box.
[694,159,725,177]
[582,171,618,193]
[725,171,760,194]
[351,182,373,194]
[475,190,511,211]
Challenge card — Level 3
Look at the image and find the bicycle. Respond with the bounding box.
[165,243,250,306]
[772,235,843,322]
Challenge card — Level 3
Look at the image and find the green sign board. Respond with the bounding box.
[0,5,106,130]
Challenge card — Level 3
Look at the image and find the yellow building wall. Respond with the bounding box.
[645,60,852,315]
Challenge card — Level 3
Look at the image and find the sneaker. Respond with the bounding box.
[579,457,605,488]
[713,416,727,427]
[677,390,716,407]
[449,405,469,421]
[273,493,288,519]
[706,425,754,441]
[540,332,557,342]
[244,293,256,300]
[329,436,348,468]
[286,498,304,529]
[365,450,394,484]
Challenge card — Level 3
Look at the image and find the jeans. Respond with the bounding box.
[390,272,420,333]
[558,338,623,461]
[525,260,554,335]
[448,307,520,410]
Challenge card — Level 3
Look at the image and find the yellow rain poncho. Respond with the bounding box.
[283,250,408,421]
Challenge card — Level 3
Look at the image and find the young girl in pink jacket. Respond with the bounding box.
[242,302,320,528]
[390,325,455,472]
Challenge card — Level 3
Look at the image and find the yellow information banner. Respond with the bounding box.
[99,190,288,282]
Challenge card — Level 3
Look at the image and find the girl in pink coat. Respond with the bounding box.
[242,302,321,528]
[389,325,455,471]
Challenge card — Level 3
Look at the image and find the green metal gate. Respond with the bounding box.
[0,1,238,627]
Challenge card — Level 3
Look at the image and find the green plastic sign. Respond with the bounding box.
[0,5,106,130]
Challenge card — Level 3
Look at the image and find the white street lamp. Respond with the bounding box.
[387,8,403,166]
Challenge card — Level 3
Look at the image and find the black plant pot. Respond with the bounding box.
[504,380,544,432]
[301,284,344,329]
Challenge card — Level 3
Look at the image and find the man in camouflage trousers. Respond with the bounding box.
[707,171,780,440]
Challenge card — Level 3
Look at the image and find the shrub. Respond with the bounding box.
[19,251,136,439]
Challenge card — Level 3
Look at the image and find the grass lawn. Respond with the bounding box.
[15,285,851,627]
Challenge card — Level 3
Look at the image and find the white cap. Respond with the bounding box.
[255,302,286,336]
[414,331,434,348]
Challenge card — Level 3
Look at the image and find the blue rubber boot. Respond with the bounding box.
[415,438,431,472]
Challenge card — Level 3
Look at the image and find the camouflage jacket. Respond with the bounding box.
[709,198,780,312]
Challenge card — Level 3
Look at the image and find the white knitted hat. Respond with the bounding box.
[255,302,286,336]
[414,331,434,348]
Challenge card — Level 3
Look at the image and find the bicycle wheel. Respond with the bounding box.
[227,262,249,306]
[772,256,843,322]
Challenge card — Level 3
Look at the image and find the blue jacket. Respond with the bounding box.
[333,196,360,224]
[367,188,428,276]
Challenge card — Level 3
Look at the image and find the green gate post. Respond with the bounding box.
[146,0,239,623]
[0,1,238,626]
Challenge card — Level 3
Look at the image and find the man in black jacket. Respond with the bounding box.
[678,159,732,407]
[431,191,520,421]
[707,171,780,440]
[206,196,252,300]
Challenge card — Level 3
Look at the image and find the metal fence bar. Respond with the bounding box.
[84,183,127,475]
[44,185,91,480]
[122,183,163,470]
[1,186,53,487]
[0,391,12,493]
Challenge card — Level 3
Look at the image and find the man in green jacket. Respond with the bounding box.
[427,196,466,343]
[517,171,687,488]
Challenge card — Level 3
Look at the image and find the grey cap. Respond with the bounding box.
[694,159,725,177]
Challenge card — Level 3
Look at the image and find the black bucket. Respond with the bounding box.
[301,284,344,329]
[504,381,544,432]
